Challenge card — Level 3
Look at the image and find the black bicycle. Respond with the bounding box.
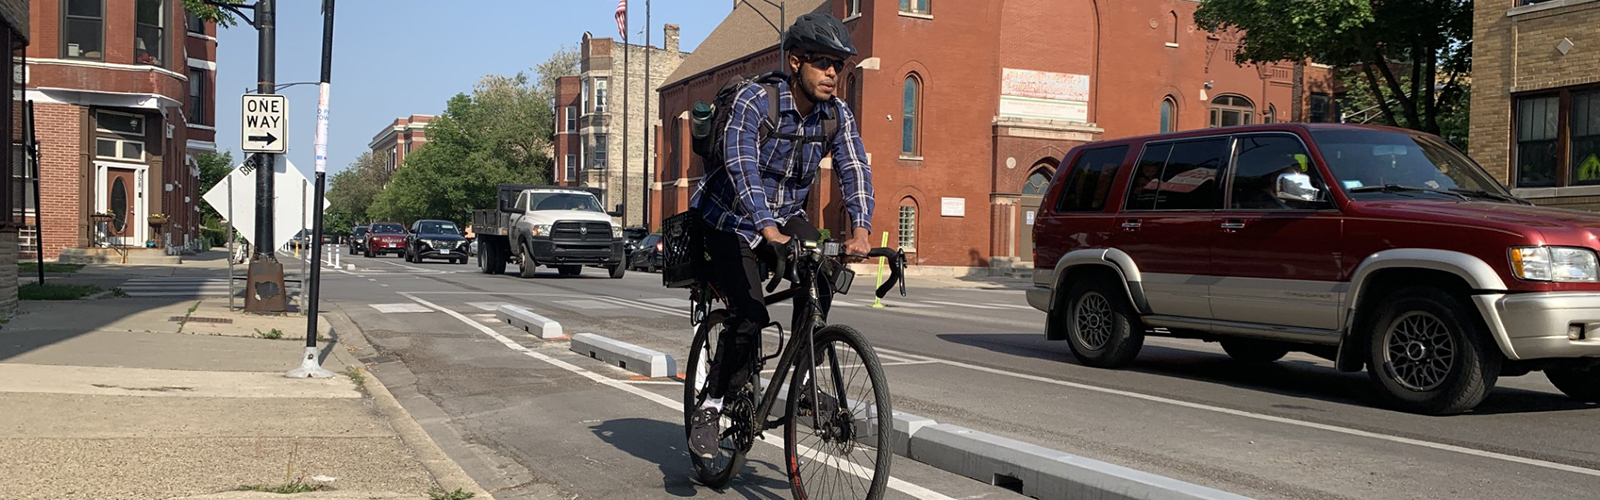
[675,233,906,500]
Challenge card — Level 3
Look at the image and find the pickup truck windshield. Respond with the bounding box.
[529,193,604,212]
[417,221,459,235]
[1313,129,1513,201]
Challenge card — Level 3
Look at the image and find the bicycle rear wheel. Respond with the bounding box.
[784,324,893,500]
[684,312,749,488]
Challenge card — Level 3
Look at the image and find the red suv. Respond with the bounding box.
[364,222,407,258]
[1029,124,1600,415]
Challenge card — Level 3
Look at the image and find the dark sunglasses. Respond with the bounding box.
[801,54,848,72]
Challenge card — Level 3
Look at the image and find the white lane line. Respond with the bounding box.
[983,302,1038,311]
[873,346,1600,479]
[641,297,693,309]
[553,299,626,310]
[466,302,515,312]
[923,300,1001,310]
[398,292,955,500]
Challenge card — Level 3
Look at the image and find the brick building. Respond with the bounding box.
[25,0,217,261]
[1471,0,1600,209]
[551,25,688,227]
[654,0,1334,272]
[368,114,433,172]
[0,0,27,316]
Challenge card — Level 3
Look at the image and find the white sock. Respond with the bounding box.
[701,397,723,412]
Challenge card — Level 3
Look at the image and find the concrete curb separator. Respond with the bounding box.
[911,423,1254,500]
[324,310,497,500]
[570,333,676,378]
[496,305,563,339]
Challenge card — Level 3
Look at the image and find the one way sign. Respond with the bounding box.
[240,94,288,154]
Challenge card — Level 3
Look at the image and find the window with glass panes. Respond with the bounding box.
[1516,95,1561,187]
[900,0,930,14]
[135,0,165,66]
[96,112,146,162]
[62,0,104,60]
[902,75,921,156]
[188,69,207,125]
[898,203,916,250]
[1208,95,1254,127]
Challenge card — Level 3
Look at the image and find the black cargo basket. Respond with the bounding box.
[661,210,704,288]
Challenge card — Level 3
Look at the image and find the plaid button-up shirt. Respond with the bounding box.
[691,79,874,248]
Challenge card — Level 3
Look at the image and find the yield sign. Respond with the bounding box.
[200,158,329,251]
[241,94,288,153]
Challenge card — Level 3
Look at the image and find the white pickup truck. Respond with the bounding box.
[470,184,626,279]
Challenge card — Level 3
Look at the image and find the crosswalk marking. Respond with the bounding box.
[370,303,432,313]
[118,278,233,297]
[465,301,514,311]
[641,298,693,309]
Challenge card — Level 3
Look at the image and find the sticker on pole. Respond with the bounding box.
[241,94,288,153]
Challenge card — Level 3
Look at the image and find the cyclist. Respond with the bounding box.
[688,12,876,459]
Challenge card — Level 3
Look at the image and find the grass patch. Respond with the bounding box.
[19,262,84,273]
[238,480,328,494]
[19,283,101,300]
[428,488,475,500]
[345,366,366,387]
[255,328,285,340]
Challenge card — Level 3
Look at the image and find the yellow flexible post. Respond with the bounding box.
[872,232,889,308]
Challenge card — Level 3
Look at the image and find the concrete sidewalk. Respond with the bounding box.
[0,295,490,500]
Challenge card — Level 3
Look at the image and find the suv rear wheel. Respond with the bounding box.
[1221,340,1290,364]
[1062,278,1144,368]
[1545,368,1600,402]
[1366,287,1501,415]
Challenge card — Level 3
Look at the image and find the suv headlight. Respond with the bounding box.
[532,224,552,236]
[1511,246,1600,282]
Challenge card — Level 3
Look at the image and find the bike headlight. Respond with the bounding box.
[1511,246,1600,282]
[533,224,552,236]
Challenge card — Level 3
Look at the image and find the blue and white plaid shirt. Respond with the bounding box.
[691,79,874,248]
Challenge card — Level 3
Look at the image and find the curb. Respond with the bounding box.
[496,305,563,339]
[570,333,675,378]
[323,309,497,500]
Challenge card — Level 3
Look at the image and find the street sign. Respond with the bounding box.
[240,94,289,153]
[201,158,329,251]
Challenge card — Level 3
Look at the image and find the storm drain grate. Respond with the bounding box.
[171,316,234,324]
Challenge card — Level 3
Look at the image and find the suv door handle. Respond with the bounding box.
[1220,220,1246,231]
[1121,219,1142,231]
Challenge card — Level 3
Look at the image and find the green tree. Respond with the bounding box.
[182,0,244,28]
[369,49,577,224]
[324,152,390,234]
[1194,0,1471,136]
[195,151,234,248]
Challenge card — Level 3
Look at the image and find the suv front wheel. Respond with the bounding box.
[1366,287,1502,415]
[1062,277,1144,368]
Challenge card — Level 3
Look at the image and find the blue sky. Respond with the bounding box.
[215,0,731,177]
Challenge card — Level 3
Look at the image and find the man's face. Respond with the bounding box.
[790,52,845,102]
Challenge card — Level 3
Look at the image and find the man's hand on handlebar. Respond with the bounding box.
[760,226,791,246]
[842,227,872,262]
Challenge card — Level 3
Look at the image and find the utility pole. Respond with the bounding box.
[289,0,337,379]
[220,0,288,313]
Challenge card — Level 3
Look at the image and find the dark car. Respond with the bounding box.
[405,219,469,264]
[364,222,407,257]
[348,226,369,255]
[628,234,663,272]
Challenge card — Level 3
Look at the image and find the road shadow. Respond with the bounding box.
[936,332,1597,416]
[590,418,791,499]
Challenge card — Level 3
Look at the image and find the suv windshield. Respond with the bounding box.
[530,193,604,212]
[352,227,367,237]
[1313,129,1514,201]
[370,223,404,234]
[417,221,459,235]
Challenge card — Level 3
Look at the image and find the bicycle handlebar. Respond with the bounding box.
[763,239,907,298]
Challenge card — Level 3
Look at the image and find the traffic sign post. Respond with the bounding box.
[240,94,288,154]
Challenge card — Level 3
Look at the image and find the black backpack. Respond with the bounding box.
[691,71,839,169]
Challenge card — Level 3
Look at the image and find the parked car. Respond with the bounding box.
[406,219,469,264]
[364,222,407,258]
[1029,123,1600,415]
[348,226,369,255]
[629,233,663,272]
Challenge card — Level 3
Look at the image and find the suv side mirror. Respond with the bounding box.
[1275,171,1322,202]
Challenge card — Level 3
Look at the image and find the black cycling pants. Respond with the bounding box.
[703,216,831,399]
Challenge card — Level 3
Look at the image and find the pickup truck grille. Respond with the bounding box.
[551,222,613,243]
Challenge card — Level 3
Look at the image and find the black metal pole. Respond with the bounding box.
[252,0,276,257]
[27,102,42,284]
[622,1,629,227]
[644,0,651,230]
[306,0,335,350]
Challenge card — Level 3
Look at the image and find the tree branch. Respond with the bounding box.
[1361,63,1401,127]
[1424,45,1440,133]
[1373,52,1421,129]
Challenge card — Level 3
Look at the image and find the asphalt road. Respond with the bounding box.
[314,250,1600,500]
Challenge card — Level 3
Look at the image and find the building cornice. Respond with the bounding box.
[29,58,189,82]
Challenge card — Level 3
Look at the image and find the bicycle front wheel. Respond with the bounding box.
[684,312,748,488]
[784,324,893,500]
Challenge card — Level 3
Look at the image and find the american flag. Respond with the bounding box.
[615,0,628,41]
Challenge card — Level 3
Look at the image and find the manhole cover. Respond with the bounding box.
[171,316,233,324]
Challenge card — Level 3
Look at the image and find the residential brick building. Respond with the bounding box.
[0,0,28,316]
[25,0,217,261]
[368,114,433,172]
[654,0,1334,272]
[1471,0,1600,209]
[551,25,688,227]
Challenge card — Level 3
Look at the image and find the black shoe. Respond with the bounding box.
[689,406,721,459]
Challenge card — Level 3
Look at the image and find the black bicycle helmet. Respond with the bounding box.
[783,13,857,57]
